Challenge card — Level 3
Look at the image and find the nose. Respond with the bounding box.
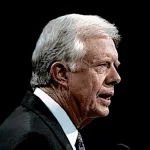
[105,66,121,86]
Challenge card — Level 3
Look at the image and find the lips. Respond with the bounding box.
[98,93,113,99]
[97,92,114,106]
[97,92,114,98]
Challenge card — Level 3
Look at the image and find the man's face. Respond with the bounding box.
[67,36,121,120]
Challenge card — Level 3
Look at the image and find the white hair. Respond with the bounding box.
[30,13,121,89]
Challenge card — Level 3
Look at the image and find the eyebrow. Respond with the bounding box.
[90,58,121,68]
[115,60,121,68]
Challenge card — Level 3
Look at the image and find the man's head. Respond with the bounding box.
[30,14,121,128]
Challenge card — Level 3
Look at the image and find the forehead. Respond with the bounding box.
[83,37,118,63]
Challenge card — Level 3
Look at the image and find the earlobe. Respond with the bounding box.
[50,62,68,86]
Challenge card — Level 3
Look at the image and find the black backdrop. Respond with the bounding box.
[0,1,149,150]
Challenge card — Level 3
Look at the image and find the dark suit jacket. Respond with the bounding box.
[0,91,73,150]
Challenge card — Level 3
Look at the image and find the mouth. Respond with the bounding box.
[97,93,113,106]
[98,93,110,99]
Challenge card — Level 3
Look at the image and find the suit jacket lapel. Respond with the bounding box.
[21,91,73,150]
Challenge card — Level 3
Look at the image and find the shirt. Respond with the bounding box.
[34,88,78,150]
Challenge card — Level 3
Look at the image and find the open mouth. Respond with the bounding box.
[97,93,112,106]
[97,93,112,100]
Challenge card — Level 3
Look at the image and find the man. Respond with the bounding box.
[0,13,121,150]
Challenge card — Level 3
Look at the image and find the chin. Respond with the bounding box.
[96,108,110,117]
[101,110,109,116]
[101,111,109,117]
[87,108,109,118]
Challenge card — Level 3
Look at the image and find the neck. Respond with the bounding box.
[40,86,85,128]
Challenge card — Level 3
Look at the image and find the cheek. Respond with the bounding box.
[72,74,93,95]
[91,73,105,93]
[68,71,106,106]
[68,73,94,102]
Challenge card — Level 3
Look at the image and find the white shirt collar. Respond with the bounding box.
[34,88,78,150]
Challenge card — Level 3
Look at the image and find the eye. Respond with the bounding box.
[100,62,110,68]
[114,65,118,70]
[100,63,107,67]
[96,62,109,74]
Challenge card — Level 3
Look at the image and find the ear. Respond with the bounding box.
[50,62,69,87]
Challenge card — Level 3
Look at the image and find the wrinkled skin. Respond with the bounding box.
[43,36,121,129]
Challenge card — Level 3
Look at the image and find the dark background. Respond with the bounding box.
[0,1,149,150]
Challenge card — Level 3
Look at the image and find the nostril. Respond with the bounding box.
[117,76,121,84]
